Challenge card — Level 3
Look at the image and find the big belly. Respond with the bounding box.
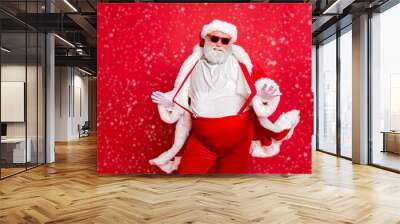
[191,95,246,118]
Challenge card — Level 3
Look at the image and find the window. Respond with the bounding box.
[0,1,47,179]
[317,36,337,154]
[339,28,352,158]
[370,3,400,171]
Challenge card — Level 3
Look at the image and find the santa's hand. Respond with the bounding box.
[259,83,281,99]
[154,157,181,174]
[151,91,174,107]
[149,151,175,166]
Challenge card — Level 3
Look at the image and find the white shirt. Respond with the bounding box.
[189,55,248,118]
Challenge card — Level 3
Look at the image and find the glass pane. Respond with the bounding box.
[371,4,400,171]
[318,37,337,154]
[0,1,46,178]
[340,29,352,158]
[26,0,39,169]
[27,31,38,169]
[1,30,27,177]
[38,32,45,165]
[312,45,317,150]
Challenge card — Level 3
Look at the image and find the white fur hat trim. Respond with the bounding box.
[201,19,238,43]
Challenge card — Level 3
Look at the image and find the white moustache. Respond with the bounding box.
[212,47,225,52]
[204,42,232,64]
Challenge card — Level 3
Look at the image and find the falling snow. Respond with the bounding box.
[97,3,313,174]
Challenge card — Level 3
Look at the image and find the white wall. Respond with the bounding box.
[55,67,89,141]
[72,73,89,138]
[1,65,26,139]
[1,65,40,137]
[55,66,70,141]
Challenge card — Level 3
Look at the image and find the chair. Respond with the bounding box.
[79,121,90,138]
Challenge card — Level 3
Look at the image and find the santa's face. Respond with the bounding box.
[203,31,233,64]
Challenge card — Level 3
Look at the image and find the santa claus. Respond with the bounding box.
[149,19,300,174]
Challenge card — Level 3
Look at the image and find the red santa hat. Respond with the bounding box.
[200,19,238,43]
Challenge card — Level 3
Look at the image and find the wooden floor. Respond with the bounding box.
[1,135,400,224]
[1,167,26,178]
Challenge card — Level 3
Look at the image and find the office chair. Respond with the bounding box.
[79,121,90,138]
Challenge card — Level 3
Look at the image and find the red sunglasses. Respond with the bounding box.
[207,34,231,45]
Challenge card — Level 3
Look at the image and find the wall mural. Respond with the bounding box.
[98,3,313,174]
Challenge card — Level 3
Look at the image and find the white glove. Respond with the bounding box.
[149,150,175,166]
[259,83,281,99]
[155,157,181,174]
[151,91,175,107]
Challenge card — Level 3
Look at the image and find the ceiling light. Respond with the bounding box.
[323,0,355,15]
[78,67,93,76]
[63,0,78,12]
[1,47,11,53]
[54,34,75,48]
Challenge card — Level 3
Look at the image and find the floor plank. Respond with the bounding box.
[0,134,400,224]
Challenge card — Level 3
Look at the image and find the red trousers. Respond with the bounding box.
[178,111,254,174]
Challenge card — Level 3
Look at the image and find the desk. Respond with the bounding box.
[382,131,400,154]
[1,138,31,163]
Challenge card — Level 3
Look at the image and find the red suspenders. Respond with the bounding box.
[172,60,257,117]
[238,62,257,114]
[172,61,199,115]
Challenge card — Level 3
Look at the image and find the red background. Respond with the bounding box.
[97,3,313,174]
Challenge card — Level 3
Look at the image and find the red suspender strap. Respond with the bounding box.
[238,63,257,114]
[172,61,255,116]
[172,61,199,115]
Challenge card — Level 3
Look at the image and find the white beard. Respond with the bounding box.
[203,41,232,65]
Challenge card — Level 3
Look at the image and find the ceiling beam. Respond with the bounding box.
[67,13,97,40]
[55,55,96,68]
